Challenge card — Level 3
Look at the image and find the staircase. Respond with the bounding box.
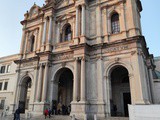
[3,114,129,120]
[107,117,129,120]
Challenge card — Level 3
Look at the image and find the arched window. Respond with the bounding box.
[62,24,72,42]
[111,13,120,34]
[30,35,35,52]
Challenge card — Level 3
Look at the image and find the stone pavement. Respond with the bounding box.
[0,115,72,120]
[0,114,129,120]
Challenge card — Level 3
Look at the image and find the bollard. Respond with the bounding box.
[94,114,97,120]
[84,114,87,120]
[72,114,76,120]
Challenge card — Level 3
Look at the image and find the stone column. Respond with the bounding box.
[37,26,42,52]
[41,18,47,51]
[24,32,29,54]
[29,66,38,110]
[106,76,111,116]
[120,3,127,38]
[73,58,78,102]
[75,7,79,37]
[46,16,53,51]
[108,17,111,35]
[81,4,86,36]
[57,22,60,43]
[33,29,38,52]
[36,64,43,102]
[129,74,136,104]
[103,8,109,42]
[96,5,102,43]
[97,58,104,102]
[80,57,86,102]
[20,30,26,55]
[48,16,53,43]
[42,63,49,102]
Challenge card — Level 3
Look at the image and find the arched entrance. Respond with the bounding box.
[52,67,73,115]
[110,66,131,117]
[19,76,32,113]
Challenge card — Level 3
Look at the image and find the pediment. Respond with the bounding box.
[28,4,41,19]
[56,0,75,9]
[56,13,75,22]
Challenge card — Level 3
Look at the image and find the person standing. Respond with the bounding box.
[44,109,49,119]
[57,102,62,115]
[48,108,52,118]
[15,107,21,120]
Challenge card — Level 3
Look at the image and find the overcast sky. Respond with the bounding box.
[0,0,159,57]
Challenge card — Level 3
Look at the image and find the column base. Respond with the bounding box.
[70,101,88,119]
[41,45,45,52]
[33,102,50,113]
[80,36,86,44]
[45,44,52,52]
[96,36,103,44]
[74,38,80,45]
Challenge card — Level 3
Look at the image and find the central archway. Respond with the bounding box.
[58,68,73,106]
[52,67,73,115]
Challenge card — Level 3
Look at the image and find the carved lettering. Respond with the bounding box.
[53,52,74,61]
[22,62,35,67]
[104,45,129,53]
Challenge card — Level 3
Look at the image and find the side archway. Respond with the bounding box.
[104,61,134,117]
[18,76,32,113]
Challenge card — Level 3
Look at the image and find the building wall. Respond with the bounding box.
[0,0,159,119]
[0,54,18,110]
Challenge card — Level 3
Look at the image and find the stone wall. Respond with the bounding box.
[129,105,160,120]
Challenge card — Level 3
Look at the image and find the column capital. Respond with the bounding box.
[129,74,134,78]
[80,56,86,61]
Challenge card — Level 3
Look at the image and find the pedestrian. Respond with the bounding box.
[52,103,57,115]
[15,107,21,120]
[48,108,52,118]
[57,102,62,115]
[44,108,49,119]
[13,112,16,120]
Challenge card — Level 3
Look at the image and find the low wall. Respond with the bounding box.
[129,105,160,120]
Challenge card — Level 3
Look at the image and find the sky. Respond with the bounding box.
[0,0,159,57]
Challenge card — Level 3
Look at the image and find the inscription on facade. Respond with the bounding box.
[104,45,129,53]
[53,52,74,61]
[22,62,35,67]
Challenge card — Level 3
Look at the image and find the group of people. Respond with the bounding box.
[44,108,52,119]
[44,103,71,119]
[53,102,71,115]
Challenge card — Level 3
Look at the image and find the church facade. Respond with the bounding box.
[0,0,160,119]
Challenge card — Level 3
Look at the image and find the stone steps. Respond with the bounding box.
[107,117,129,120]
[3,114,129,120]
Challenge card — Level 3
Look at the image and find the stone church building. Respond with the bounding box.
[0,0,160,119]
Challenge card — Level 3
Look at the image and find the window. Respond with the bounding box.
[61,24,72,42]
[3,82,8,90]
[111,13,120,34]
[0,66,5,73]
[30,36,35,52]
[0,83,2,91]
[0,100,5,109]
[6,65,10,73]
